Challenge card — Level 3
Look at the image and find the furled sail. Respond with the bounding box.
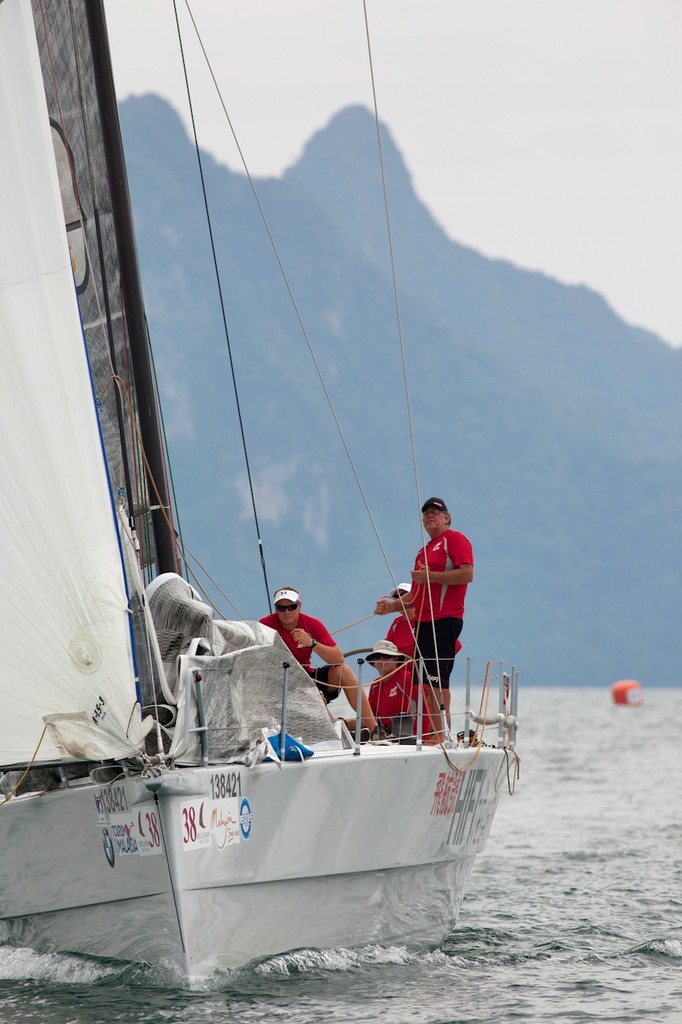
[0,0,151,764]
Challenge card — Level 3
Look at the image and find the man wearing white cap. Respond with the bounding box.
[260,587,377,732]
[384,582,417,659]
[384,581,462,672]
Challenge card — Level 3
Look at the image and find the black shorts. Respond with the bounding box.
[414,617,462,689]
[310,665,341,702]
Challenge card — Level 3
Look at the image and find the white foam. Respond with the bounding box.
[0,945,117,984]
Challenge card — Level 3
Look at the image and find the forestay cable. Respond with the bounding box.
[361,0,424,522]
[362,1,449,705]
[179,0,408,597]
[171,0,273,612]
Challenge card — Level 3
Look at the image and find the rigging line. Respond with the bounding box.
[171,0,272,613]
[361,0,423,515]
[176,539,247,620]
[181,1,402,596]
[0,727,48,806]
[331,613,376,635]
[101,373,245,619]
[145,313,187,576]
[362,2,449,684]
[437,664,492,771]
[117,280,152,570]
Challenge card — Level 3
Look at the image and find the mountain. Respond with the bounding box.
[119,95,682,686]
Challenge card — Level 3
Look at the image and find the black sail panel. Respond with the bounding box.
[30,0,177,580]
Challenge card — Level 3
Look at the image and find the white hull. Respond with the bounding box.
[0,744,506,981]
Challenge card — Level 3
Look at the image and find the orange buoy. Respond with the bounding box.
[611,679,643,706]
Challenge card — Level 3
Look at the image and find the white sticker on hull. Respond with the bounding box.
[180,797,241,851]
[93,788,164,861]
[109,810,164,857]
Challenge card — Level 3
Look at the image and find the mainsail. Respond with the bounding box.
[0,0,157,764]
[30,0,176,577]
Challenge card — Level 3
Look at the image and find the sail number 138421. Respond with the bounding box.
[210,771,241,800]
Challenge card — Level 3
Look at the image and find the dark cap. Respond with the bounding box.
[421,497,448,513]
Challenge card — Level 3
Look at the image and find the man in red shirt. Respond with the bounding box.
[366,639,412,731]
[385,582,461,663]
[260,586,377,732]
[384,582,417,661]
[380,583,459,740]
[374,498,473,742]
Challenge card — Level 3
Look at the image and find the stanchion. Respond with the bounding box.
[279,661,290,767]
[354,658,365,755]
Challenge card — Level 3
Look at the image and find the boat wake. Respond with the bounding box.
[255,943,455,975]
[0,944,118,984]
[627,938,682,961]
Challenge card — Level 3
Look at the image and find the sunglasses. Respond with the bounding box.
[275,603,299,612]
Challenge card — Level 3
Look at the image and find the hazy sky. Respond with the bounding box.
[106,0,682,347]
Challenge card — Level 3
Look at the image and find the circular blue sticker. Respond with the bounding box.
[239,797,253,840]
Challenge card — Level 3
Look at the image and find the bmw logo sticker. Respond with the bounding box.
[102,827,115,868]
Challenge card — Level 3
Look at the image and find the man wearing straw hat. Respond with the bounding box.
[366,639,412,733]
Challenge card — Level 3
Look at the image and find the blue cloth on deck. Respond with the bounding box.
[265,733,314,761]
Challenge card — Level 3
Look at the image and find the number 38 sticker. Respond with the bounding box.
[179,794,252,851]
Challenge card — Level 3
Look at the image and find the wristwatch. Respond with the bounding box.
[309,639,318,649]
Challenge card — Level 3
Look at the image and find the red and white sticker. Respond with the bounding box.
[108,810,164,857]
[179,797,241,851]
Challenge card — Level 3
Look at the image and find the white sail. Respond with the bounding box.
[0,1,147,764]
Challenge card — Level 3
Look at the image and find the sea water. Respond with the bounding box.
[1,687,680,1024]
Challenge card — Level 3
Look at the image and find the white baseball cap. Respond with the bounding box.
[273,588,300,604]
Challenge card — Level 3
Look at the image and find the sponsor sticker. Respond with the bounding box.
[102,827,116,868]
[239,797,253,840]
[180,797,241,851]
[94,789,163,861]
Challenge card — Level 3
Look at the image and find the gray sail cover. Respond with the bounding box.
[147,574,339,762]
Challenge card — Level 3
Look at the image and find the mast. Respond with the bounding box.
[85,0,178,575]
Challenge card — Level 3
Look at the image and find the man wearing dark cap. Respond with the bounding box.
[374,497,473,742]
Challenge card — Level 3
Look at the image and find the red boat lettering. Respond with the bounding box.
[430,771,462,815]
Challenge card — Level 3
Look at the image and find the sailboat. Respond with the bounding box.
[0,0,520,983]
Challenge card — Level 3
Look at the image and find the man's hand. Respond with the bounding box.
[291,628,313,648]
